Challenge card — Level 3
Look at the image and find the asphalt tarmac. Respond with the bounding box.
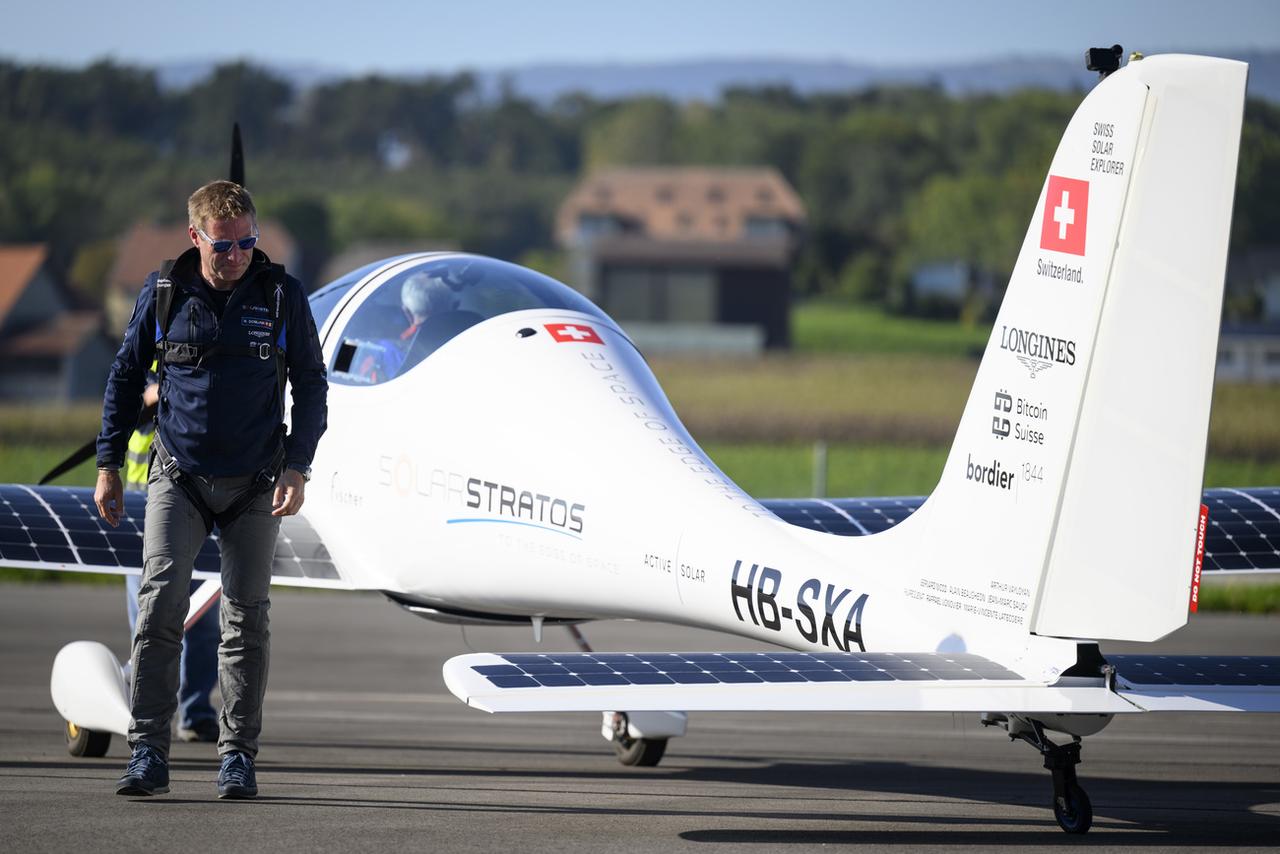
[1,582,1278,852]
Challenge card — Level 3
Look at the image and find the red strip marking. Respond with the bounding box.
[1189,503,1208,613]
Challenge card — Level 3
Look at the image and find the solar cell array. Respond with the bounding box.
[0,485,148,569]
[761,496,922,537]
[1110,654,1280,687]
[274,514,341,580]
[0,485,339,582]
[1201,488,1280,572]
[761,488,1280,573]
[470,651,1023,689]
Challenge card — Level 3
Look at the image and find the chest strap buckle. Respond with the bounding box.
[257,342,273,360]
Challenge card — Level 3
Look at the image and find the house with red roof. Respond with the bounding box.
[0,245,115,401]
[556,167,806,352]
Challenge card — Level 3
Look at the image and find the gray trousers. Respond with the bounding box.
[129,465,280,758]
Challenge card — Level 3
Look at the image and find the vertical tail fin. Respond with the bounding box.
[894,55,1247,644]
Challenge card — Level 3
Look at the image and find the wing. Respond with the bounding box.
[443,651,1138,714]
[1111,654,1280,712]
[761,487,1280,575]
[0,484,351,589]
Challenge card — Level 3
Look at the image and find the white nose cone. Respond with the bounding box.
[50,641,131,736]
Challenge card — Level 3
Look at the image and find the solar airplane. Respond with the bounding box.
[6,52,1278,834]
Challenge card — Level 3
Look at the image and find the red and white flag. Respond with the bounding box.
[1039,175,1089,256]
[545,323,603,344]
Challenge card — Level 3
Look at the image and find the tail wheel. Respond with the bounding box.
[613,736,667,767]
[65,720,111,758]
[1053,781,1093,834]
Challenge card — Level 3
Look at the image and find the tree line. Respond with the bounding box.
[2,59,1277,319]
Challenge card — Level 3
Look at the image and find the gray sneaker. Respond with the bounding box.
[217,751,257,799]
[116,743,169,796]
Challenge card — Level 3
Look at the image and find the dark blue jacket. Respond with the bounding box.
[97,248,328,477]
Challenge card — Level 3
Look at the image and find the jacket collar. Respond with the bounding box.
[167,246,274,292]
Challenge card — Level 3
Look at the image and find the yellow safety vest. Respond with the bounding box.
[124,426,154,490]
[124,360,159,490]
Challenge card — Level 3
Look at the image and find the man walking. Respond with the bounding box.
[95,180,327,799]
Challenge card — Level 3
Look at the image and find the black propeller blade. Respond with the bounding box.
[230,122,245,187]
[38,438,100,486]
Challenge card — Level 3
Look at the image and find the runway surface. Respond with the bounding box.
[2,582,1278,852]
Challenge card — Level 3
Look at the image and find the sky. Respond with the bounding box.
[3,0,1280,74]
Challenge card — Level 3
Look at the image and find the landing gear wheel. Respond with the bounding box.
[1053,781,1093,834]
[65,720,111,757]
[613,736,667,767]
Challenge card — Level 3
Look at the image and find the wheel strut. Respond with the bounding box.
[1008,718,1093,834]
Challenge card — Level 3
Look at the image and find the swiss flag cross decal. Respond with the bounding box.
[545,322,603,344]
[1039,175,1089,256]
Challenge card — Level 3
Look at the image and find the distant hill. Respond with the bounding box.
[156,50,1280,103]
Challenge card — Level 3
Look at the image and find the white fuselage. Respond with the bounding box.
[298,286,1065,674]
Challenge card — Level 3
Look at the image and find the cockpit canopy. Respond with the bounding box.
[309,254,608,386]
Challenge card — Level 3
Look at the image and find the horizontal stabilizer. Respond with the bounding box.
[1112,654,1280,712]
[443,651,1138,714]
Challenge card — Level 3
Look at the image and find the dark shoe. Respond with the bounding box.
[116,743,169,796]
[178,719,220,743]
[217,751,257,799]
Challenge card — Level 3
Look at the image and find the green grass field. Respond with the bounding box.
[792,302,991,356]
[650,354,1280,457]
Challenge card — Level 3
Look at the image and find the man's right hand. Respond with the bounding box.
[94,469,124,527]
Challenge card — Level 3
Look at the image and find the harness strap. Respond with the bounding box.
[265,273,287,411]
[152,434,214,535]
[158,339,278,365]
[152,433,285,534]
[153,260,178,420]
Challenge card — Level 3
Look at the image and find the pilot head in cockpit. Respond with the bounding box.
[400,273,456,341]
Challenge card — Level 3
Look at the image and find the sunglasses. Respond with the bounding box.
[195,226,259,254]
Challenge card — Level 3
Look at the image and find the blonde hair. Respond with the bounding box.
[187,180,256,231]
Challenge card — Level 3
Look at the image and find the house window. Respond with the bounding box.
[602,268,714,324]
[665,270,715,324]
[576,214,620,239]
[744,217,788,239]
[604,269,659,322]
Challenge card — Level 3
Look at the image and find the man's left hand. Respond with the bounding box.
[272,468,306,517]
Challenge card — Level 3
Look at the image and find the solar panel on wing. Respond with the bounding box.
[0,485,341,582]
[471,651,1024,689]
[760,489,1280,574]
[1110,654,1280,687]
